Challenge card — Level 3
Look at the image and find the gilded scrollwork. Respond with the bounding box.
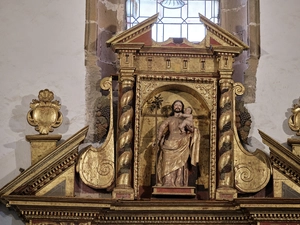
[27,89,63,134]
[195,83,215,102]
[288,99,300,135]
[142,82,159,95]
[77,145,114,189]
[232,83,271,193]
[234,149,271,193]
[77,77,115,189]
[233,82,245,96]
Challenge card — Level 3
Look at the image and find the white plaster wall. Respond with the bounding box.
[0,0,85,224]
[247,0,300,152]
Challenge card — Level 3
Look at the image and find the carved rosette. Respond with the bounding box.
[27,89,63,134]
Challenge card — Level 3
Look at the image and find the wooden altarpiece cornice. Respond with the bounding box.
[1,15,300,225]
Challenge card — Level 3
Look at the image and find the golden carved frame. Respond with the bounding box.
[134,75,218,199]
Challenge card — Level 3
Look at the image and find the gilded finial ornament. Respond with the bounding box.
[288,99,300,136]
[27,89,63,134]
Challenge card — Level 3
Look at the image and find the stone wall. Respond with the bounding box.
[221,0,260,103]
[84,0,125,142]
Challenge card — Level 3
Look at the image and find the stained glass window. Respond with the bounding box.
[126,0,219,43]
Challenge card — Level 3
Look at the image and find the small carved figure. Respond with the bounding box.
[178,106,193,133]
[154,100,200,187]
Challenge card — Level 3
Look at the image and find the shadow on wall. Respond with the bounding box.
[1,94,71,187]
[9,93,71,136]
[1,140,30,188]
[245,136,268,154]
[0,204,24,225]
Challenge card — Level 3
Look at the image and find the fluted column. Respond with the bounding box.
[215,53,238,200]
[112,66,135,200]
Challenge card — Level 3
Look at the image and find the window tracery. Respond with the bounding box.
[126,0,219,42]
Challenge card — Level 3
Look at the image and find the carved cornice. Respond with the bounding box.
[4,196,300,224]
[137,50,215,58]
[4,196,247,224]
[138,74,218,82]
[110,43,145,52]
[140,43,210,51]
[213,47,242,55]
[236,198,300,221]
[13,151,78,195]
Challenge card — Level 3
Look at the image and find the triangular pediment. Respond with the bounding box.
[0,126,88,204]
[107,13,249,53]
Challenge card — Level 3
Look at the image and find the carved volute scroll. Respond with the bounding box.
[76,77,115,189]
[232,83,271,193]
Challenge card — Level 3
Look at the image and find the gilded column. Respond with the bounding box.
[112,51,135,200]
[215,53,238,200]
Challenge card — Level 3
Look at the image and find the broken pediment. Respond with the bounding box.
[107,13,248,53]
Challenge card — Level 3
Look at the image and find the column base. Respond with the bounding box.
[112,187,134,200]
[216,187,237,200]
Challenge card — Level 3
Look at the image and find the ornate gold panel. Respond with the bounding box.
[134,75,218,199]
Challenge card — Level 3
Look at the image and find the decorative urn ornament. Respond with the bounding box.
[27,89,63,134]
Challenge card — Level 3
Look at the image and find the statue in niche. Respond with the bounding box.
[153,100,200,187]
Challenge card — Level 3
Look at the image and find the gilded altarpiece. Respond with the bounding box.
[106,14,271,201]
[4,14,300,225]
